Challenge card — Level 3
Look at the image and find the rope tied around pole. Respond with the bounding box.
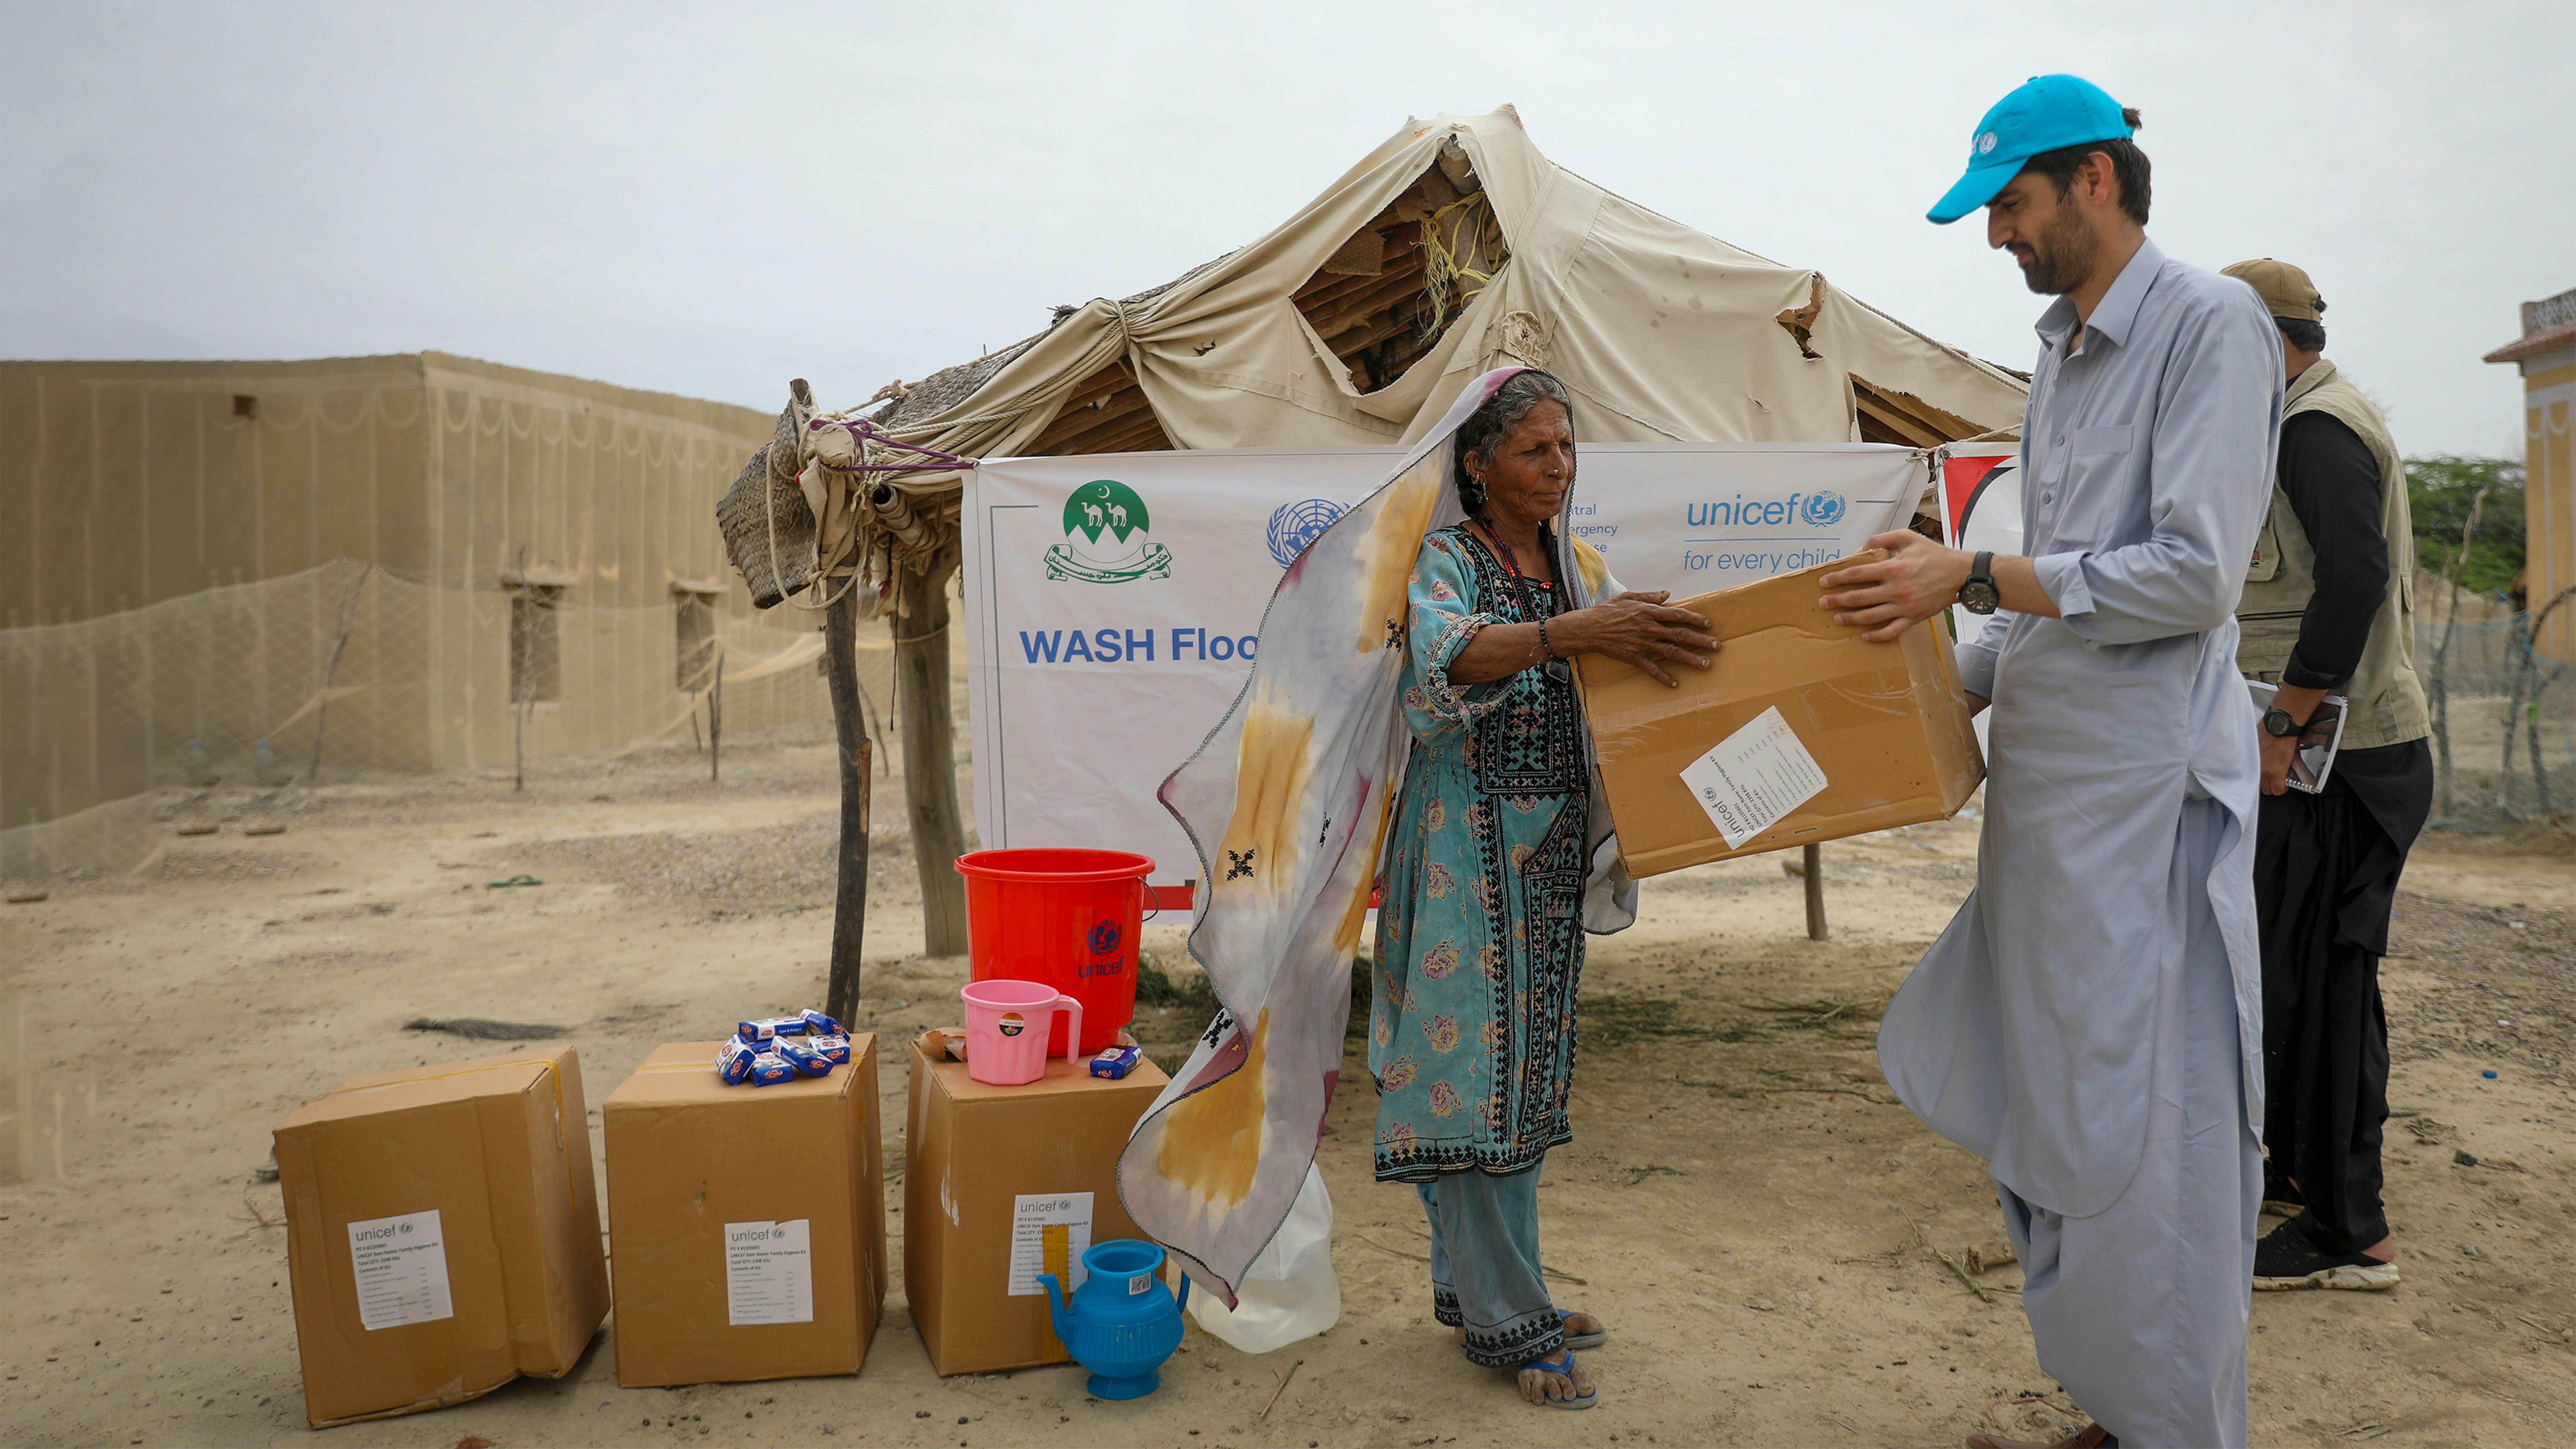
[805,415,981,474]
[767,417,982,615]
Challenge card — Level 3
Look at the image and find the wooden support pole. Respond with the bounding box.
[513,547,529,793]
[709,655,724,783]
[1803,843,1829,942]
[306,564,373,790]
[823,587,873,1025]
[897,547,970,956]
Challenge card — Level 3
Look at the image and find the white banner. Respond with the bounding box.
[963,443,1924,887]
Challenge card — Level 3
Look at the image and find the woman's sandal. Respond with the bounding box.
[1557,1308,1607,1351]
[1516,1350,1597,1410]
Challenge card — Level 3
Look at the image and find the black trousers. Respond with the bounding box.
[2252,737,2431,1254]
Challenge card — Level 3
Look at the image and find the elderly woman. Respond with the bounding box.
[1371,369,1719,1409]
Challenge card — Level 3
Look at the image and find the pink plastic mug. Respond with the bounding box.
[959,979,1084,1086]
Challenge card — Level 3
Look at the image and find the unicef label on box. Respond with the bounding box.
[1679,706,1830,850]
[1007,1192,1093,1297]
[346,1208,454,1331]
[724,1219,814,1326]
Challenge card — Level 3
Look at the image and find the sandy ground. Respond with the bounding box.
[4,737,2573,1449]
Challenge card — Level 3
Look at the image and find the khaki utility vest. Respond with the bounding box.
[2235,358,2429,750]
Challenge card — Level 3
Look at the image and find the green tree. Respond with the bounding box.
[2406,454,2526,597]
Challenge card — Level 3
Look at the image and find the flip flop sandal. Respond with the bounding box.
[1557,1308,1607,1351]
[1518,1350,1596,1411]
[486,874,544,889]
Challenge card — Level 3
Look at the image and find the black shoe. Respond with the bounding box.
[2253,1215,2399,1292]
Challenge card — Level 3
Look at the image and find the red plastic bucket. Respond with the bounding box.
[954,848,1155,1056]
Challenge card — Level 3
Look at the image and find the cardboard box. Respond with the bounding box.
[601,1037,887,1387]
[904,1028,1169,1376]
[1578,552,1985,878]
[273,1045,610,1428]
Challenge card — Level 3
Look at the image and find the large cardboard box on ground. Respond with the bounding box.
[905,1029,1169,1376]
[272,1045,610,1428]
[1579,552,1985,878]
[601,1037,887,1388]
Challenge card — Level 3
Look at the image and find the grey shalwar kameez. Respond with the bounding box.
[1878,240,2283,1448]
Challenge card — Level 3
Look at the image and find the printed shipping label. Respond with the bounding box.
[346,1208,454,1331]
[1679,705,1830,849]
[1007,1192,1093,1297]
[724,1219,814,1326]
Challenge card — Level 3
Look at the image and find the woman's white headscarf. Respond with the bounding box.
[1118,367,1637,1301]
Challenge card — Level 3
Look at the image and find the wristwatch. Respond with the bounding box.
[1957,551,2000,615]
[2262,707,2302,738]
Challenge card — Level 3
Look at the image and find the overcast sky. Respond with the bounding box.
[3,1,2563,456]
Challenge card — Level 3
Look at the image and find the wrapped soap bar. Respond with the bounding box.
[773,1037,833,1078]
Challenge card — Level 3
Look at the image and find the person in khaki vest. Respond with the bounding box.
[2222,258,2432,1294]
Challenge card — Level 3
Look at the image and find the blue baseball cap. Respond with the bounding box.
[1927,74,2134,224]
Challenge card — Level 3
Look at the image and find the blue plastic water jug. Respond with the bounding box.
[1038,1239,1191,1400]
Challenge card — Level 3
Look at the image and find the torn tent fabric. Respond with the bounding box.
[844,108,2026,579]
[1117,368,1637,1303]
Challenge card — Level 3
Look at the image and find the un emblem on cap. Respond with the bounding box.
[1976,131,1998,155]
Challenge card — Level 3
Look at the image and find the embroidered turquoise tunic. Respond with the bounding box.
[1370,525,1591,1182]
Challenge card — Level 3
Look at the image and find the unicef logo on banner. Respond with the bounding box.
[1798,490,1847,528]
[1046,480,1173,584]
[1264,498,1347,569]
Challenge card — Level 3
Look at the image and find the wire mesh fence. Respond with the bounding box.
[1,559,893,879]
[2419,606,2575,833]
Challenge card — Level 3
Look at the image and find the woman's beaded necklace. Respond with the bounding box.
[1468,515,1572,684]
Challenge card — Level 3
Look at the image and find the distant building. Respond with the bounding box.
[0,352,770,625]
[0,354,846,861]
[2486,286,2576,663]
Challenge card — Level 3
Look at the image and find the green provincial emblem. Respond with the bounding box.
[1046,479,1173,583]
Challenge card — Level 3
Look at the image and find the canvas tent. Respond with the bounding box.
[718,105,2030,945]
[798,107,2028,579]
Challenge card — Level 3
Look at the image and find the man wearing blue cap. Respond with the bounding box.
[1819,75,2283,1449]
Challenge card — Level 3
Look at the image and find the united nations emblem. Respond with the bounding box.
[1045,479,1173,583]
[1799,490,1848,528]
[1265,497,1347,569]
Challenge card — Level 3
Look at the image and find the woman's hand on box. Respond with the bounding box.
[1554,591,1723,688]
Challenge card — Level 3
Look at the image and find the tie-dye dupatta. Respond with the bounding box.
[1118,367,1636,1301]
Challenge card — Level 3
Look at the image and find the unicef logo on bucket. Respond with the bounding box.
[1046,480,1174,584]
[1265,498,1347,569]
[1081,919,1126,978]
[1798,490,1847,528]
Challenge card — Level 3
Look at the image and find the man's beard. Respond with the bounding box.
[2016,199,2098,295]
